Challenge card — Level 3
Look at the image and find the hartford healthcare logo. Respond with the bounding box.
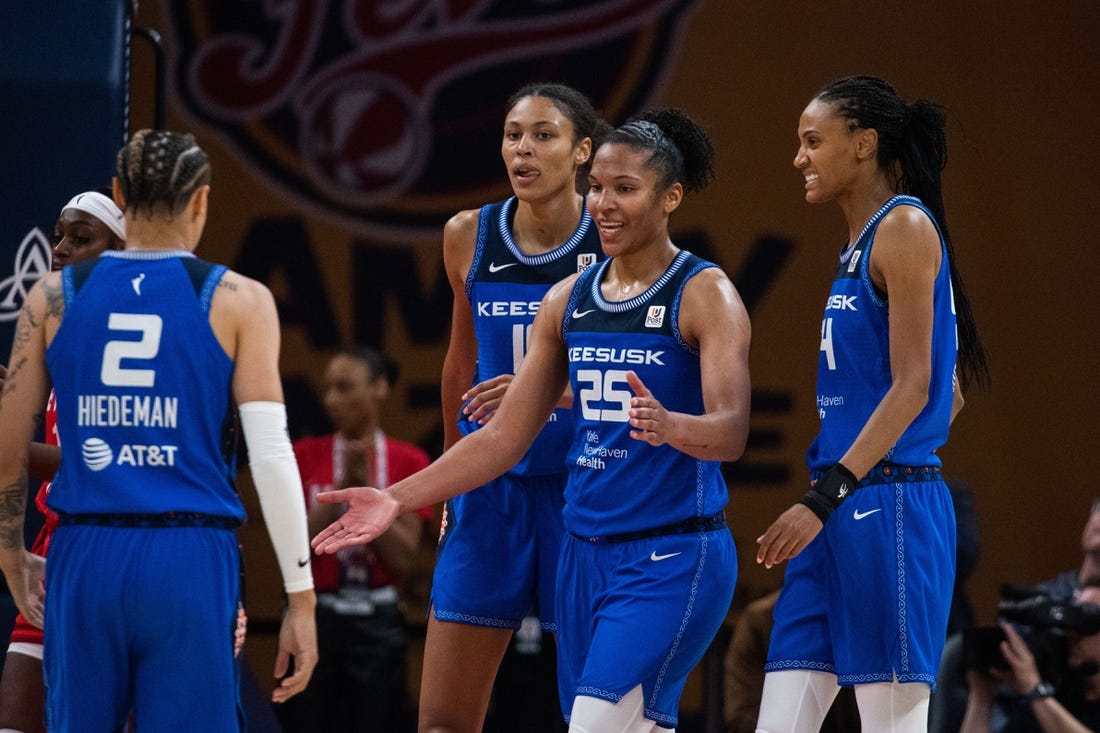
[0,228,52,323]
[164,0,701,236]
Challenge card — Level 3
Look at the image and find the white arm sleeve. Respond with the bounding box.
[238,401,314,593]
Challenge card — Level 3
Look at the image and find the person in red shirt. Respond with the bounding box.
[277,346,434,733]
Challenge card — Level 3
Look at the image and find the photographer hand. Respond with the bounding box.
[961,626,1046,733]
[960,667,999,733]
[999,621,1043,695]
[996,622,1100,733]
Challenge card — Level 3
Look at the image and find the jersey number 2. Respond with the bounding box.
[101,313,163,387]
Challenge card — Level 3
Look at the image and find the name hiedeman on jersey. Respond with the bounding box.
[78,394,179,428]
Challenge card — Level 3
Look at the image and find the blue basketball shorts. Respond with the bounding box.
[556,525,737,728]
[766,466,956,688]
[45,523,243,731]
[431,472,566,630]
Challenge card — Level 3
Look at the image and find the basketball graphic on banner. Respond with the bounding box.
[165,0,702,235]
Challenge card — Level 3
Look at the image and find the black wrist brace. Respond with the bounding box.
[799,463,858,522]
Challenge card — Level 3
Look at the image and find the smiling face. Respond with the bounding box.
[52,208,121,270]
[586,142,681,258]
[501,95,589,202]
[793,98,866,205]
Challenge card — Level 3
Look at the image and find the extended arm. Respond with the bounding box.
[312,278,575,554]
[306,438,424,577]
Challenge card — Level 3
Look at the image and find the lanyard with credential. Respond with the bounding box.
[332,429,388,490]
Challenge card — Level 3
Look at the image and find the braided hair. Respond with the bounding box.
[115,129,212,220]
[605,107,715,193]
[816,76,989,390]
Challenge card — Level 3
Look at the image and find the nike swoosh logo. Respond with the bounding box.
[650,551,681,562]
[852,508,882,520]
[572,309,596,319]
[488,262,518,272]
[297,557,310,567]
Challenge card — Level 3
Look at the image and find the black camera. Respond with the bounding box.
[997,584,1100,635]
[962,584,1100,682]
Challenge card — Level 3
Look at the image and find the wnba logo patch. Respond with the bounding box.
[645,305,666,328]
[166,0,702,236]
[847,249,862,273]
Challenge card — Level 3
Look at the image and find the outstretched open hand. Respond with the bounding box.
[310,486,401,554]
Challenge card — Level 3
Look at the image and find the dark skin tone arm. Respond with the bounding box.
[757,206,943,568]
[0,365,59,482]
[312,259,753,553]
[0,274,62,630]
[312,276,576,552]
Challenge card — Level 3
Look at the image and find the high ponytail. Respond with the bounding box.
[605,107,716,193]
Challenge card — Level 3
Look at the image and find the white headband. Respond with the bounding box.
[61,191,126,242]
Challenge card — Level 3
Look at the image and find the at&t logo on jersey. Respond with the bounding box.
[645,305,665,328]
[81,437,179,471]
[82,438,114,471]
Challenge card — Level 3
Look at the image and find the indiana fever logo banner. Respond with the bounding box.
[164,0,702,237]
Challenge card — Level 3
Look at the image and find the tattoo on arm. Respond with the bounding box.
[10,305,37,354]
[217,279,238,292]
[0,482,27,551]
[42,277,65,321]
[1,355,26,398]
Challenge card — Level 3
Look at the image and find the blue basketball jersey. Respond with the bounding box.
[461,196,603,476]
[808,195,957,471]
[561,251,728,537]
[45,250,243,519]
